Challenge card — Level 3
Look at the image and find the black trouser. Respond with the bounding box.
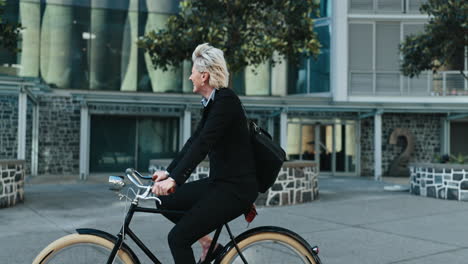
[158,178,251,264]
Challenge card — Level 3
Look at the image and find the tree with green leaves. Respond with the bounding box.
[138,0,321,75]
[400,0,468,80]
[0,0,21,52]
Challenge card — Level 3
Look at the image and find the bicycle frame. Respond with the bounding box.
[106,202,230,264]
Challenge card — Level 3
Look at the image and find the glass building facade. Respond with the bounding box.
[288,0,331,95]
[0,0,337,174]
[1,0,332,96]
[2,0,188,93]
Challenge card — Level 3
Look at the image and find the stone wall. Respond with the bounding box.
[0,94,63,175]
[149,160,319,206]
[410,163,468,201]
[259,162,319,206]
[0,96,19,159]
[37,95,81,174]
[0,160,25,208]
[361,114,442,176]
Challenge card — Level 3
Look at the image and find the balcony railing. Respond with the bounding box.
[349,0,427,14]
[349,70,468,96]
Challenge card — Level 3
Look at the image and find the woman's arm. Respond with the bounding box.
[166,118,203,173]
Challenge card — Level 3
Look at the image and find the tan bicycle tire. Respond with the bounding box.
[220,230,318,264]
[32,233,135,264]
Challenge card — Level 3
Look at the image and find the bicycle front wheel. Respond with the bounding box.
[33,233,136,264]
[219,226,320,264]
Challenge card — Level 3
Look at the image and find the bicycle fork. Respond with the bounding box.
[107,203,137,264]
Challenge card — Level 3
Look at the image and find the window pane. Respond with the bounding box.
[90,116,136,172]
[232,70,246,95]
[376,22,400,71]
[0,0,19,73]
[349,24,373,71]
[376,73,400,95]
[287,123,301,160]
[309,25,330,93]
[287,58,308,94]
[137,117,179,171]
[349,0,374,13]
[89,7,127,90]
[312,0,332,18]
[350,73,373,94]
[403,24,424,36]
[336,123,357,172]
[451,122,468,156]
[301,125,316,161]
[408,0,427,13]
[405,73,429,95]
[403,24,427,95]
[377,0,402,12]
[38,4,89,89]
[319,125,333,172]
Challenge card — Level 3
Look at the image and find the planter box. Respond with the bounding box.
[409,163,468,201]
[149,160,319,206]
[0,160,25,208]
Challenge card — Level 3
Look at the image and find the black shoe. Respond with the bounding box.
[197,244,224,264]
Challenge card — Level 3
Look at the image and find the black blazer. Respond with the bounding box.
[166,88,257,201]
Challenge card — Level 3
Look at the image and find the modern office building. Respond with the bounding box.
[1,0,467,181]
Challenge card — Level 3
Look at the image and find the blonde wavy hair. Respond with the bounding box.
[192,43,229,88]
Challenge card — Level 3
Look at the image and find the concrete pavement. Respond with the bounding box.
[1,175,468,264]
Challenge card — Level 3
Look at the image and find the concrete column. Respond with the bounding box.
[182,109,192,146]
[17,89,27,160]
[19,1,41,77]
[31,104,39,176]
[441,118,450,154]
[374,113,382,180]
[40,4,74,87]
[271,53,287,96]
[121,0,139,91]
[245,62,270,95]
[280,111,288,150]
[144,11,181,92]
[315,124,320,168]
[79,104,90,180]
[331,0,348,101]
[287,123,300,158]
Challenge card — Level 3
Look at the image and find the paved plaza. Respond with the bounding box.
[1,175,468,264]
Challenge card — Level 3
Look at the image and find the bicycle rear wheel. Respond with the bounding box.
[33,233,136,264]
[218,226,320,264]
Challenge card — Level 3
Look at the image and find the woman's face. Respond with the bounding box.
[189,66,208,95]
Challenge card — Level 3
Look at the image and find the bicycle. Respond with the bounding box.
[33,168,322,264]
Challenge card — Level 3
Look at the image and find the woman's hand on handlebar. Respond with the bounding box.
[152,178,176,196]
[152,170,169,182]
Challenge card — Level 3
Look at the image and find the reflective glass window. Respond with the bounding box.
[90,115,179,172]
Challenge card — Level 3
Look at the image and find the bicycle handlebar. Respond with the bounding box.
[108,168,174,204]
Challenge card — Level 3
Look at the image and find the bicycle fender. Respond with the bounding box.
[76,228,141,264]
[214,226,322,264]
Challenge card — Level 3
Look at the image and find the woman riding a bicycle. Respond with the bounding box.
[151,43,258,264]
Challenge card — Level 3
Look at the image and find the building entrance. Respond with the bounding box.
[287,118,358,176]
[90,115,180,172]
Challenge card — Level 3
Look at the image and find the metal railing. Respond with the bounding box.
[349,0,426,14]
[349,70,468,97]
